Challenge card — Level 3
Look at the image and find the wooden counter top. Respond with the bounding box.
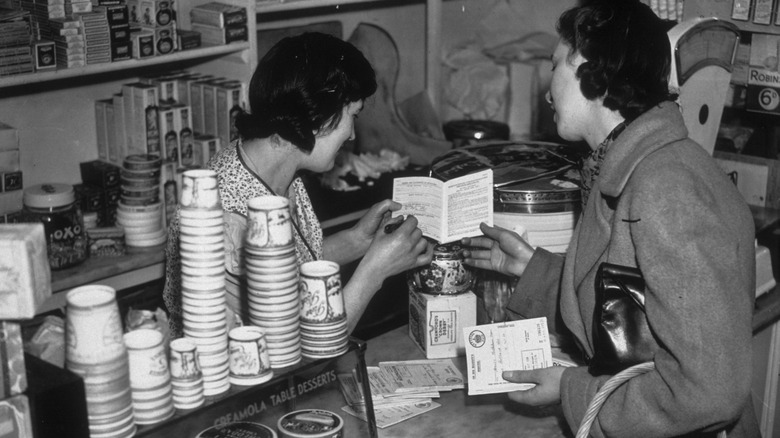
[50,244,165,293]
[357,326,568,438]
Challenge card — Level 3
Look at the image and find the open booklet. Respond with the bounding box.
[392,169,493,243]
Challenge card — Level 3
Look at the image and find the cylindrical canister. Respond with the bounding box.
[23,183,87,270]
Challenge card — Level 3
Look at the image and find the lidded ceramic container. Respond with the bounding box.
[408,240,474,295]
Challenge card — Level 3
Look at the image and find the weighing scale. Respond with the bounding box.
[668,18,740,155]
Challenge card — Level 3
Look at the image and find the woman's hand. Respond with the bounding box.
[360,214,433,280]
[461,223,535,278]
[354,199,401,245]
[323,199,401,265]
[502,366,565,407]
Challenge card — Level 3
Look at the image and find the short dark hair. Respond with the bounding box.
[235,32,377,152]
[556,0,675,122]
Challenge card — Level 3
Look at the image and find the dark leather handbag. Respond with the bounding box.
[589,262,660,376]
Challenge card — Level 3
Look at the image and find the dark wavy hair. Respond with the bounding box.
[235,32,377,152]
[556,0,676,122]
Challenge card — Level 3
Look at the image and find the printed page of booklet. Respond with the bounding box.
[392,168,493,243]
[463,317,554,396]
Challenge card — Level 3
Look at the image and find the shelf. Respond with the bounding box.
[0,42,249,89]
[256,0,402,14]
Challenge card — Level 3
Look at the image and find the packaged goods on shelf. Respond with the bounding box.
[178,28,200,50]
[80,159,120,188]
[86,225,125,257]
[94,99,111,161]
[78,10,111,65]
[0,122,18,151]
[121,81,160,156]
[131,28,154,58]
[142,23,177,55]
[0,224,52,319]
[0,190,22,215]
[1,171,22,192]
[175,104,196,168]
[189,74,214,134]
[201,78,220,136]
[159,104,178,164]
[0,148,20,172]
[32,39,55,70]
[191,22,246,45]
[127,0,174,27]
[190,1,246,28]
[0,15,34,76]
[193,134,219,167]
[111,93,126,165]
[216,80,242,149]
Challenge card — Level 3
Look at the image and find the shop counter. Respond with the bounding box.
[133,326,568,438]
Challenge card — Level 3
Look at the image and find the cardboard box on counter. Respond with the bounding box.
[0,224,52,319]
[0,394,33,438]
[24,353,89,438]
[408,289,476,359]
[0,322,27,400]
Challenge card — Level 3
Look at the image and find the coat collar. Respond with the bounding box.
[597,101,689,199]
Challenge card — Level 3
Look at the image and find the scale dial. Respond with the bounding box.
[669,19,740,87]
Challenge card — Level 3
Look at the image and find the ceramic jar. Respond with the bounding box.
[408,241,474,295]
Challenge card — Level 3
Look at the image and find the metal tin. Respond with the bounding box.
[197,422,277,438]
[408,240,474,295]
[277,409,343,438]
[430,141,582,214]
[22,183,87,270]
[443,120,510,148]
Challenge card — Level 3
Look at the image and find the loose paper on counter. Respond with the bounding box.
[464,317,566,396]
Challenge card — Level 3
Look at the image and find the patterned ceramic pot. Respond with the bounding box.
[408,241,474,295]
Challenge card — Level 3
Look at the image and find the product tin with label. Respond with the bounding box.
[277,409,344,438]
[23,183,87,270]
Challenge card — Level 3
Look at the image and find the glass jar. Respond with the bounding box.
[23,183,87,270]
[407,240,474,295]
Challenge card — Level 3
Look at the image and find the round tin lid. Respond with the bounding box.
[23,183,75,208]
[442,120,510,142]
[197,422,277,438]
[432,241,465,260]
[277,409,343,438]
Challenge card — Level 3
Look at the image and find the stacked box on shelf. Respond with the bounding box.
[0,8,34,76]
[78,159,121,226]
[175,103,195,168]
[121,81,160,157]
[76,8,110,64]
[189,1,246,46]
[47,16,84,68]
[216,79,242,150]
[31,38,55,70]
[159,103,177,164]
[0,122,23,223]
[104,4,130,62]
[128,0,176,56]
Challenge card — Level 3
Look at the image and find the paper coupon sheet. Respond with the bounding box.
[463,318,553,395]
[341,400,442,429]
[378,359,465,392]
